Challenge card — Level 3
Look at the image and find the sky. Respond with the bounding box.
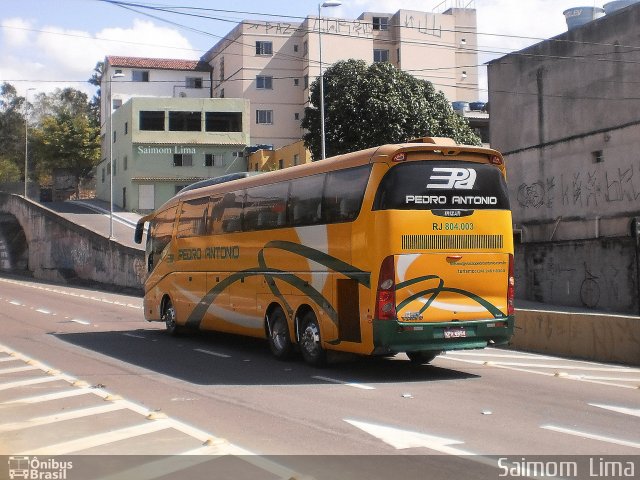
[1,0,606,100]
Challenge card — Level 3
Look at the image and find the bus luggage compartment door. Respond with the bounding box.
[394,253,509,323]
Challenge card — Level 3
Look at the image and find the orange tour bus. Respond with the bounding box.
[134,137,515,366]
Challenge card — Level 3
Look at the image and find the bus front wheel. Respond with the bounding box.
[406,351,440,364]
[163,299,180,336]
[299,311,326,367]
[267,307,293,360]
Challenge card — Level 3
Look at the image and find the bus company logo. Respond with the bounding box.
[8,456,73,479]
[427,168,476,190]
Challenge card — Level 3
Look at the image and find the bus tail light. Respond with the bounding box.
[375,255,397,321]
[507,254,515,316]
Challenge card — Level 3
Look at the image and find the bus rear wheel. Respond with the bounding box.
[299,311,326,367]
[163,299,180,336]
[267,307,293,360]
[406,351,440,364]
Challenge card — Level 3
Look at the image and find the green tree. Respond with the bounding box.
[301,60,480,160]
[0,83,27,180]
[31,88,100,198]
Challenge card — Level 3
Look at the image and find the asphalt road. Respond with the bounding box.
[1,274,639,479]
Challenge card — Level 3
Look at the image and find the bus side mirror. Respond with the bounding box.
[134,221,146,244]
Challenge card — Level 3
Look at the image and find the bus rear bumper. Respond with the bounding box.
[372,316,514,354]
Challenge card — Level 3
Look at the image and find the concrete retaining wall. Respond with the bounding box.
[0,193,145,292]
[513,308,640,365]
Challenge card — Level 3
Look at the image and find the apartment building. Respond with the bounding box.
[202,7,479,148]
[96,96,249,212]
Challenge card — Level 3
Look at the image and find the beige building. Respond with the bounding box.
[202,7,479,149]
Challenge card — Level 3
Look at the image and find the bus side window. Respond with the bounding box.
[148,205,177,271]
[176,197,210,238]
[323,165,371,223]
[219,190,244,233]
[208,195,226,235]
[289,173,325,226]
[244,182,290,231]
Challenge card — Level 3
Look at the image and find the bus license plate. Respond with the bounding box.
[444,327,466,339]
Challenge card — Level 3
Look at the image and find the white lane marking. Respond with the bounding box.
[446,358,632,372]
[313,376,375,390]
[0,376,63,391]
[590,403,640,418]
[0,277,143,310]
[20,420,173,455]
[2,388,95,405]
[71,319,91,325]
[575,375,640,382]
[0,403,127,432]
[0,365,40,375]
[541,425,640,449]
[194,348,231,358]
[0,357,20,363]
[122,333,146,339]
[444,356,639,390]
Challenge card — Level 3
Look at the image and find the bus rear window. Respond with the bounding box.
[373,161,510,211]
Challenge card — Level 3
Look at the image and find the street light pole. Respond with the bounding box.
[24,88,35,199]
[108,72,124,240]
[318,1,341,160]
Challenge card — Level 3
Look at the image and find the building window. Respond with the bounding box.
[124,122,128,135]
[102,167,105,183]
[294,78,299,86]
[175,185,187,195]
[113,158,117,176]
[303,41,308,56]
[132,70,149,82]
[173,154,193,167]
[205,154,225,167]
[256,110,273,125]
[186,77,203,88]
[293,154,299,166]
[220,88,225,98]
[124,156,128,171]
[304,75,309,89]
[112,99,122,110]
[139,111,165,131]
[113,130,116,143]
[373,17,389,31]
[169,111,202,131]
[592,150,604,163]
[256,41,273,56]
[205,112,242,132]
[294,113,300,120]
[278,159,284,170]
[373,49,389,63]
[256,75,273,89]
[219,57,225,81]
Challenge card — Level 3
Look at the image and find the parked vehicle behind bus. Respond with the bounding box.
[134,137,514,366]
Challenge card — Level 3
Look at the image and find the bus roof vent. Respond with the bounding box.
[408,136,457,146]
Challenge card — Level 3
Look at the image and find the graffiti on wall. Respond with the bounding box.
[516,162,640,210]
[309,18,372,37]
[403,14,442,37]
[522,241,635,313]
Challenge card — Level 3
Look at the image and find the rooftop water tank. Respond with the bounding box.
[603,0,640,14]
[563,6,605,29]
